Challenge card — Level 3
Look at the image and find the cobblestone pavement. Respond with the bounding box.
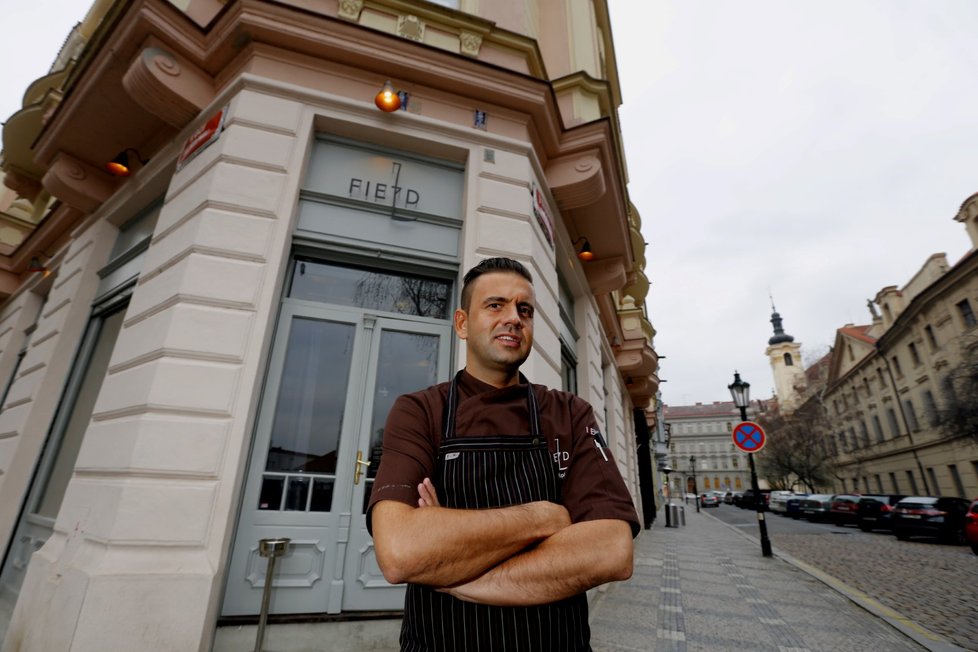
[771,528,978,651]
[589,511,929,652]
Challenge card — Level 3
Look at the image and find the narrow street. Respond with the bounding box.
[706,503,978,651]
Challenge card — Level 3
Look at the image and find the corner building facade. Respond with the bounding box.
[0,1,658,650]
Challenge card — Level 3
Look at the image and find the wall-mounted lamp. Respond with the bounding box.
[573,236,595,262]
[106,148,148,177]
[27,256,49,276]
[374,80,402,112]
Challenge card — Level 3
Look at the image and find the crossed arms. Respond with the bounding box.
[371,478,634,607]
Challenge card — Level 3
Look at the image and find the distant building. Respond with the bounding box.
[663,401,756,496]
[765,197,978,498]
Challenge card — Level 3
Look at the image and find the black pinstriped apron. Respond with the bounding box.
[400,371,591,652]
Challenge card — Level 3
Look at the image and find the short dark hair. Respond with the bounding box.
[460,257,533,310]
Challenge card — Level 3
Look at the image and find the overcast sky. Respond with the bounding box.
[3,2,976,407]
[610,1,977,405]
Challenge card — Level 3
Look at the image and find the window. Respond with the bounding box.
[838,432,847,452]
[948,464,965,498]
[889,472,900,493]
[908,342,920,366]
[863,378,871,399]
[784,352,794,366]
[891,355,903,377]
[735,477,743,489]
[906,470,919,494]
[849,428,858,450]
[924,324,938,350]
[923,390,939,426]
[863,477,871,493]
[731,456,739,469]
[859,421,870,447]
[886,408,901,438]
[875,475,884,493]
[560,343,578,395]
[877,367,885,386]
[957,299,977,328]
[904,400,919,431]
[872,415,885,442]
[927,468,941,496]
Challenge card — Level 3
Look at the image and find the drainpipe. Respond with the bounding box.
[877,347,931,495]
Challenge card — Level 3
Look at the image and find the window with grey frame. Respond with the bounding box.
[885,408,901,438]
[904,399,919,431]
[948,464,965,498]
[922,389,939,426]
[927,467,941,496]
[957,298,977,328]
[557,274,578,395]
[905,470,918,494]
[859,420,870,447]
[872,414,884,442]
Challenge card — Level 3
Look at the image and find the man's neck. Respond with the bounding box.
[464,366,522,388]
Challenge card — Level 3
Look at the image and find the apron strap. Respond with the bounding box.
[443,370,542,440]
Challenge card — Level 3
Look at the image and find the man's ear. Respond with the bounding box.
[453,308,468,339]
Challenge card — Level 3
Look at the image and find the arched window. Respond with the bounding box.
[784,352,793,366]
[703,477,711,489]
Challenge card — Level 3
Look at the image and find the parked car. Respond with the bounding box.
[785,494,809,519]
[829,494,862,526]
[739,489,771,510]
[700,493,720,508]
[965,499,978,556]
[856,494,905,532]
[768,491,796,515]
[891,496,971,544]
[730,491,744,506]
[723,491,737,505]
[799,494,835,521]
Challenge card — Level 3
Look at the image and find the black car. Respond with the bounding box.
[856,494,905,532]
[799,494,835,521]
[738,489,771,510]
[891,496,971,544]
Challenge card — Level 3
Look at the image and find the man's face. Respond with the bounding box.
[455,271,535,385]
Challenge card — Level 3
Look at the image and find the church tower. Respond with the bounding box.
[765,304,806,414]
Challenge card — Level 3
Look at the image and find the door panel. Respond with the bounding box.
[223,299,451,616]
[342,320,450,611]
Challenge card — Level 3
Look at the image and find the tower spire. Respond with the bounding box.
[768,296,794,345]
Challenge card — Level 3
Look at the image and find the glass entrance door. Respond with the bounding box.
[222,261,452,616]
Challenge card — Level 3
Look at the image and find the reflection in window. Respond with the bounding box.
[290,260,450,318]
[362,330,440,512]
[259,317,356,512]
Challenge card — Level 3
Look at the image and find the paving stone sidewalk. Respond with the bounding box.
[589,508,934,652]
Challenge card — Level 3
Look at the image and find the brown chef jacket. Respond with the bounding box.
[367,369,640,536]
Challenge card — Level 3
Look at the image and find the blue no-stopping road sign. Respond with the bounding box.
[732,421,766,453]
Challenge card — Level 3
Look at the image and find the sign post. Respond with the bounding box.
[732,421,773,557]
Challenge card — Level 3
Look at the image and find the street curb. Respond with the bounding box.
[703,510,967,652]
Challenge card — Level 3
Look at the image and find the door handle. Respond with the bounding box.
[354,450,371,485]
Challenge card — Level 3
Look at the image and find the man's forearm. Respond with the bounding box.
[443,519,633,606]
[372,499,570,586]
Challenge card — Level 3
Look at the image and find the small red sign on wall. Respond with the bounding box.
[175,105,228,171]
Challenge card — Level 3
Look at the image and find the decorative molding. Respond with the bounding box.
[42,152,116,214]
[122,43,215,128]
[459,30,482,57]
[337,0,364,21]
[397,14,425,42]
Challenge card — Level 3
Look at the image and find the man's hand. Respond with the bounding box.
[372,495,570,587]
[417,478,440,508]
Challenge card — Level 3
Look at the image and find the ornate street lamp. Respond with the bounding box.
[661,465,673,527]
[728,371,773,557]
[689,455,700,513]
